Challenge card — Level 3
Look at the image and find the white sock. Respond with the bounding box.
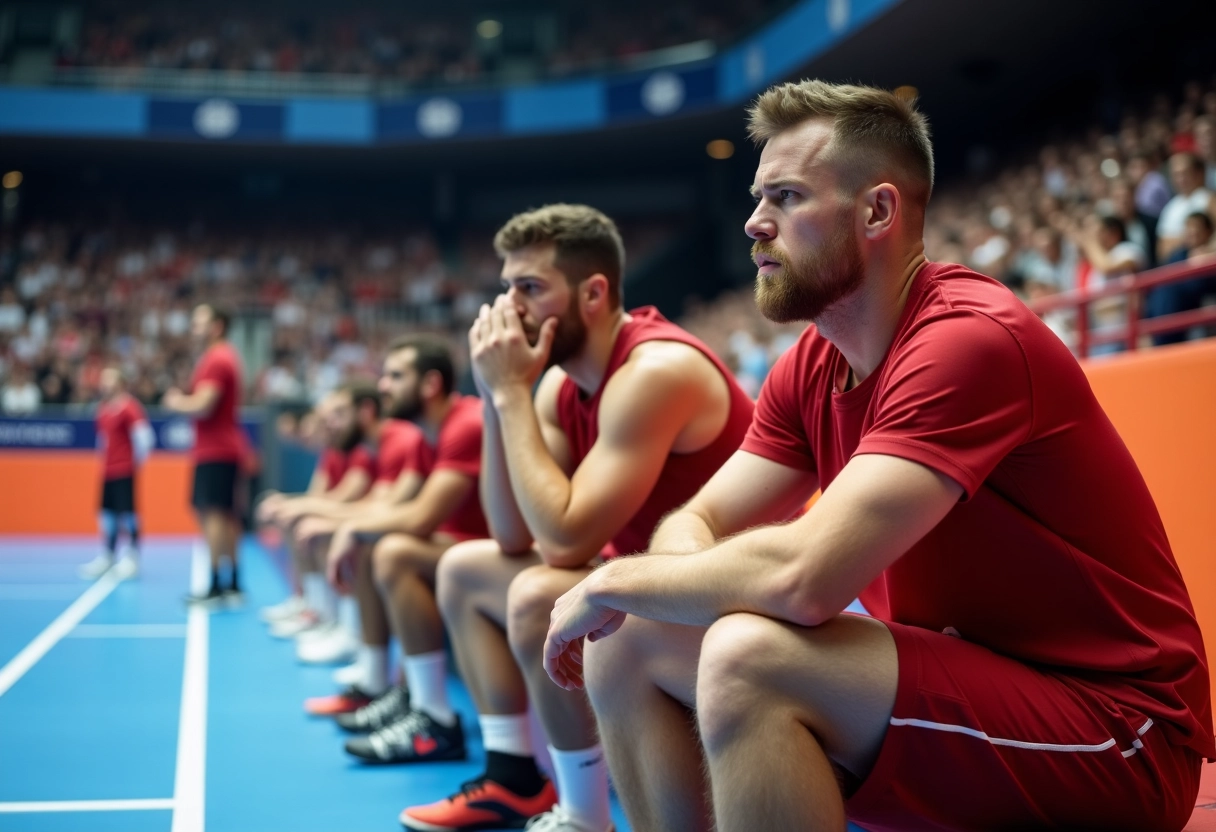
[302,573,331,620]
[480,713,532,757]
[338,595,359,635]
[359,644,388,694]
[549,745,611,832]
[404,651,454,726]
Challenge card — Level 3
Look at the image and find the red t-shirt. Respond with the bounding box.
[96,394,148,481]
[375,419,434,484]
[430,395,489,541]
[555,307,755,556]
[317,444,377,493]
[190,342,244,464]
[741,261,1214,759]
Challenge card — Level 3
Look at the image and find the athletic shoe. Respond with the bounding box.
[296,624,358,665]
[111,556,139,581]
[269,610,322,639]
[304,685,375,716]
[183,587,225,608]
[332,660,363,686]
[346,709,466,764]
[260,595,306,623]
[222,588,246,609]
[295,620,343,643]
[399,776,557,831]
[77,555,113,580]
[335,685,411,733]
[525,808,614,832]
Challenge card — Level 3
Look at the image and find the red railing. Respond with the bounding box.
[1025,258,1216,358]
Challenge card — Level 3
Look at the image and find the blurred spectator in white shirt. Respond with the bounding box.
[0,289,25,335]
[1157,152,1214,261]
[2,364,42,414]
[1195,116,1216,192]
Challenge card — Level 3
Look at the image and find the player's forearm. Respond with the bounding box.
[493,385,580,552]
[649,505,720,555]
[588,525,805,627]
[347,505,434,541]
[480,403,535,552]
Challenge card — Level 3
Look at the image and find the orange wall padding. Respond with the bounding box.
[0,452,197,534]
[1082,339,1216,715]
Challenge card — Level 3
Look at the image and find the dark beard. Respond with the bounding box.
[526,298,588,369]
[335,424,364,453]
[386,391,422,421]
[752,219,864,323]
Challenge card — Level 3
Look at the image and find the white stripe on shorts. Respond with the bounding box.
[888,716,1154,757]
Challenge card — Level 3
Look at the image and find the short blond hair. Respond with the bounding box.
[494,203,625,308]
[747,80,934,208]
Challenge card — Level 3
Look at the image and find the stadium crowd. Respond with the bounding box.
[57,1,783,86]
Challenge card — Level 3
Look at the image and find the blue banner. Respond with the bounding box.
[148,97,285,142]
[0,414,261,452]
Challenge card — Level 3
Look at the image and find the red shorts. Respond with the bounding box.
[847,621,1202,831]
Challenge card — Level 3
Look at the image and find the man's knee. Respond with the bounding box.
[371,533,425,587]
[585,614,676,715]
[506,565,571,658]
[696,613,789,752]
[436,538,501,620]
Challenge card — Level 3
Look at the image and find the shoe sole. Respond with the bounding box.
[400,816,528,832]
[347,746,467,765]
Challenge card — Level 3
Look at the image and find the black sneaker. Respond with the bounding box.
[335,685,411,733]
[183,587,224,608]
[345,709,466,764]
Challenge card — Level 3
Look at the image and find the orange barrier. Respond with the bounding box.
[0,452,197,534]
[1082,339,1216,715]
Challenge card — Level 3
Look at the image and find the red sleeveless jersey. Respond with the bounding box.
[555,307,754,556]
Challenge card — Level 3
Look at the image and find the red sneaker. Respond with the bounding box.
[304,686,374,716]
[399,776,557,831]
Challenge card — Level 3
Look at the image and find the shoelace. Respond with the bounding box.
[358,687,405,725]
[525,807,588,831]
[452,775,491,803]
[374,710,429,747]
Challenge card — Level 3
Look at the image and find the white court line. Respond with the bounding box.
[0,798,174,813]
[171,541,210,832]
[0,571,122,698]
[69,624,187,638]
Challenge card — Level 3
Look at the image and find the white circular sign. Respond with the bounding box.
[827,0,851,33]
[417,98,463,138]
[193,99,240,139]
[161,420,195,451]
[641,72,686,116]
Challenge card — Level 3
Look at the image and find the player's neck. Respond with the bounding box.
[814,245,926,385]
[420,393,456,432]
[561,309,630,395]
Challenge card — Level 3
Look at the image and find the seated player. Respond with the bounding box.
[282,376,432,710]
[79,366,154,581]
[399,205,754,832]
[544,81,1214,832]
[258,388,377,637]
[320,336,489,757]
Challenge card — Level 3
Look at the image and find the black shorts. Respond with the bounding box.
[100,476,136,514]
[191,461,245,513]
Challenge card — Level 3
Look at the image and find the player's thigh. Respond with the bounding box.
[585,616,705,711]
[436,538,542,627]
[847,621,1201,832]
[374,532,453,585]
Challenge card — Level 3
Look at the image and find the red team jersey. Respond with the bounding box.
[429,394,489,542]
[741,262,1214,762]
[96,394,148,481]
[555,307,755,556]
[190,342,244,464]
[317,445,377,492]
[375,419,434,484]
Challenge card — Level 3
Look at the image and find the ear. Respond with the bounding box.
[581,274,611,313]
[422,370,443,400]
[862,183,901,241]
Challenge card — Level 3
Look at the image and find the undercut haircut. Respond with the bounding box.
[200,303,232,336]
[747,80,935,210]
[344,380,382,418]
[494,203,625,309]
[388,335,455,395]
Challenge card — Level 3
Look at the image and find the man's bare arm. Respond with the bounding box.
[345,469,476,541]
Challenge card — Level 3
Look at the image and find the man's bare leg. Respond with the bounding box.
[355,541,390,647]
[372,532,452,655]
[695,613,896,832]
[584,616,710,832]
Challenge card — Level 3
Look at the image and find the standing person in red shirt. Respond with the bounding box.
[544,81,1214,832]
[79,366,154,581]
[164,304,247,607]
[399,205,754,832]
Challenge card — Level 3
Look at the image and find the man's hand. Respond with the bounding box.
[543,571,627,691]
[256,492,284,524]
[295,515,337,544]
[325,523,359,592]
[162,387,185,411]
[470,295,557,396]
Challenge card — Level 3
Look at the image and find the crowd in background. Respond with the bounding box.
[57,1,783,86]
[3,77,1216,415]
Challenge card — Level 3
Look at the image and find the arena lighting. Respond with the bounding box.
[1100,158,1121,178]
[893,85,919,101]
[2,171,21,189]
[477,19,502,39]
[706,139,735,159]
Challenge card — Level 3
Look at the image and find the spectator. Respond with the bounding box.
[1126,153,1173,220]
[1067,215,1148,354]
[1157,152,1214,261]
[0,289,25,335]
[1107,178,1157,267]
[1145,212,1216,345]
[2,364,42,414]
[1195,116,1216,192]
